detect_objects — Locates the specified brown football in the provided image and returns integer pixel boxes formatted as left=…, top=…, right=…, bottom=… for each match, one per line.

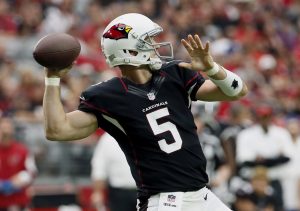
left=33, top=33, right=81, bottom=70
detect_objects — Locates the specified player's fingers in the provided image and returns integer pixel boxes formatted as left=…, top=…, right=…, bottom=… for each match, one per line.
left=194, top=35, right=204, bottom=50
left=67, top=64, right=74, bottom=71
left=181, top=39, right=193, bottom=53
left=204, top=42, right=210, bottom=53
left=188, top=34, right=198, bottom=49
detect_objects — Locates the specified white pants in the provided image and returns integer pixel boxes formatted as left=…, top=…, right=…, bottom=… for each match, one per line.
left=137, top=187, right=232, bottom=211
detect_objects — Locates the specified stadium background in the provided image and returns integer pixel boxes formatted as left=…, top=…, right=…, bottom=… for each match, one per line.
left=0, top=0, right=300, bottom=210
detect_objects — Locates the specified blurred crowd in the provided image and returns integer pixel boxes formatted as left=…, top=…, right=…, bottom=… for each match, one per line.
left=0, top=0, right=300, bottom=210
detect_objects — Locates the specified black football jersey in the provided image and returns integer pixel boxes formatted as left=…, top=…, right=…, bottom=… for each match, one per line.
left=78, top=61, right=209, bottom=197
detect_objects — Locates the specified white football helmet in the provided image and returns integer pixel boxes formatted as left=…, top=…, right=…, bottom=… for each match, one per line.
left=101, top=13, right=173, bottom=70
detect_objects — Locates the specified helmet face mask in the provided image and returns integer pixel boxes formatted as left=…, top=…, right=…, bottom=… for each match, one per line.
left=139, top=31, right=174, bottom=60
left=101, top=13, right=174, bottom=70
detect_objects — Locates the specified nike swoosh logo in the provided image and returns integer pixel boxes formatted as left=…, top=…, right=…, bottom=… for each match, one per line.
left=204, top=193, right=208, bottom=201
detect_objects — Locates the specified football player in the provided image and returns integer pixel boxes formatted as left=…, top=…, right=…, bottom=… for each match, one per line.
left=43, top=13, right=248, bottom=211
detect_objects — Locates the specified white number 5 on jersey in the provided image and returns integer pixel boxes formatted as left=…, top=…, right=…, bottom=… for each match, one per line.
left=146, top=107, right=183, bottom=154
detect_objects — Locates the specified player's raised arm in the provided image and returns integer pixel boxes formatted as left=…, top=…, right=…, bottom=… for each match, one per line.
left=33, top=34, right=99, bottom=141
left=180, top=34, right=248, bottom=101
left=43, top=67, right=98, bottom=141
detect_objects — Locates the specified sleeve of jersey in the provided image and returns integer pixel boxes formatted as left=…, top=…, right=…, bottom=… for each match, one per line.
left=178, top=65, right=206, bottom=101
left=77, top=89, right=104, bottom=127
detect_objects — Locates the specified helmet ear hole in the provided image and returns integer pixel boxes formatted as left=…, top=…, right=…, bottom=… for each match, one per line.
left=129, top=50, right=138, bottom=56
left=122, top=49, right=138, bottom=56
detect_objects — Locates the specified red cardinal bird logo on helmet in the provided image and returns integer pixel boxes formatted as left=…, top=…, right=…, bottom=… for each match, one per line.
left=103, top=23, right=133, bottom=40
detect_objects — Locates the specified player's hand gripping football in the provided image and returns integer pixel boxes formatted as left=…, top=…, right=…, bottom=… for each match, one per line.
left=45, top=64, right=73, bottom=78
left=179, top=34, right=214, bottom=72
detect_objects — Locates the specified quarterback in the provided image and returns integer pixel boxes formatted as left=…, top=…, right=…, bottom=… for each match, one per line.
left=43, top=13, right=248, bottom=211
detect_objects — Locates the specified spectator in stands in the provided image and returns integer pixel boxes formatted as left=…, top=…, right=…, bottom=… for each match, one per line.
left=0, top=116, right=37, bottom=210
left=233, top=166, right=277, bottom=211
left=249, top=166, right=276, bottom=211
left=39, top=0, right=76, bottom=35
left=233, top=192, right=256, bottom=211
left=193, top=114, right=231, bottom=205
left=236, top=103, right=293, bottom=211
left=220, top=103, right=252, bottom=176
left=90, top=133, right=136, bottom=211
left=281, top=118, right=300, bottom=211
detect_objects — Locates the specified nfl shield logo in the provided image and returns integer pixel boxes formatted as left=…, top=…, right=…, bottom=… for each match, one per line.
left=167, top=194, right=176, bottom=202
left=147, top=92, right=155, bottom=100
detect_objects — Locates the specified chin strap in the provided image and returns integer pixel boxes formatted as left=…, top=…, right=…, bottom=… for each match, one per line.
left=149, top=58, right=162, bottom=70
